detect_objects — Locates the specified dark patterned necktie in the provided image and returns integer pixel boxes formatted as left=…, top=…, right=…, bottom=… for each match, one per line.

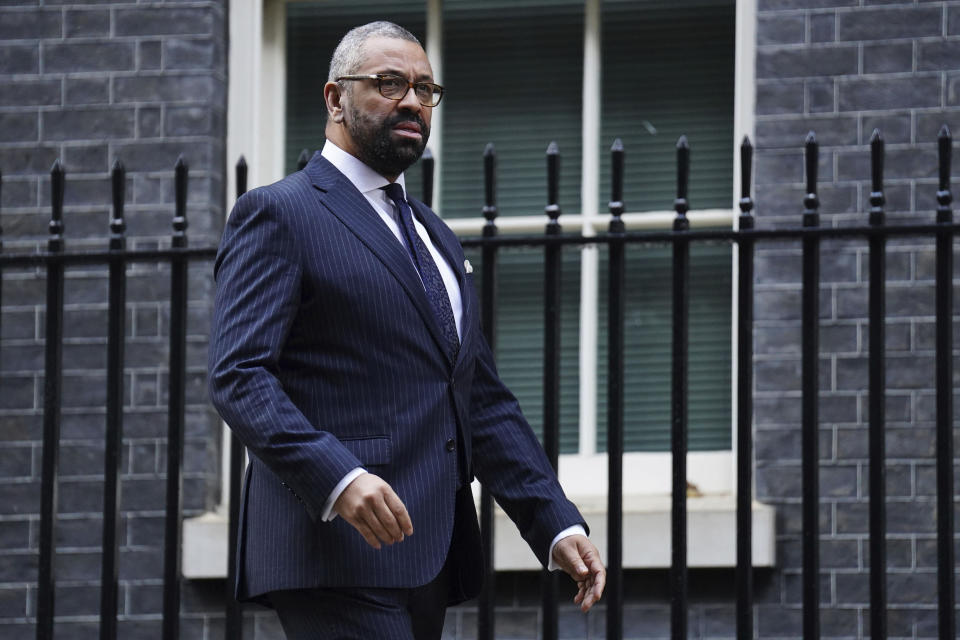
left=381, top=183, right=460, bottom=362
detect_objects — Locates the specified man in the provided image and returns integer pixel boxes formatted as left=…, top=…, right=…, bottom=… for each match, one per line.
left=208, top=21, right=605, bottom=640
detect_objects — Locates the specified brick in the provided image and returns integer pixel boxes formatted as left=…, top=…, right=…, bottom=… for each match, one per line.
left=807, top=78, right=835, bottom=113
left=165, top=106, right=212, bottom=136
left=0, top=112, right=37, bottom=143
left=0, top=43, right=37, bottom=73
left=759, top=0, right=856, bottom=8
left=838, top=76, right=940, bottom=112
left=809, top=12, right=836, bottom=43
left=115, top=8, right=213, bottom=37
left=837, top=147, right=939, bottom=181
left=0, top=374, right=34, bottom=409
left=948, top=74, right=960, bottom=106
left=0, top=481, right=40, bottom=515
left=114, top=74, right=218, bottom=104
left=112, top=140, right=211, bottom=173
left=43, top=42, right=135, bottom=73
left=838, top=7, right=942, bottom=42
left=0, top=9, right=60, bottom=40
left=54, top=583, right=99, bottom=617
left=0, top=446, right=32, bottom=477
left=54, top=515, right=103, bottom=548
left=61, top=372, right=107, bottom=408
left=136, top=106, right=162, bottom=139
left=138, top=40, right=161, bottom=71
left=757, top=45, right=858, bottom=79
left=820, top=463, right=858, bottom=497
left=61, top=144, right=108, bottom=173
left=756, top=80, right=804, bottom=115
left=0, top=521, right=29, bottom=550
left=863, top=41, right=913, bottom=75
left=756, top=115, right=857, bottom=148
left=42, top=107, right=135, bottom=142
left=64, top=77, right=109, bottom=105
left=757, top=427, right=802, bottom=461
left=920, top=40, right=960, bottom=74
left=861, top=113, right=911, bottom=145
left=164, top=38, right=217, bottom=70
left=758, top=14, right=805, bottom=45
left=0, top=79, right=59, bottom=107
left=951, top=6, right=960, bottom=36
left=64, top=9, right=109, bottom=38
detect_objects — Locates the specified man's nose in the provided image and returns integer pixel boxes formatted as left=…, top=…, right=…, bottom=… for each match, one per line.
left=397, top=85, right=422, bottom=111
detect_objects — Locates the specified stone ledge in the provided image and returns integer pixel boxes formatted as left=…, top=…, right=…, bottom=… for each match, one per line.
left=182, top=494, right=776, bottom=579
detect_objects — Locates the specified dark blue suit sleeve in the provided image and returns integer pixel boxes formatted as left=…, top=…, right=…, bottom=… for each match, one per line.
left=208, top=189, right=362, bottom=520
left=468, top=335, right=587, bottom=567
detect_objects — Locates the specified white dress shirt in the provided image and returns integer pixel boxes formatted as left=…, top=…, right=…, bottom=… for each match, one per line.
left=316, top=141, right=583, bottom=569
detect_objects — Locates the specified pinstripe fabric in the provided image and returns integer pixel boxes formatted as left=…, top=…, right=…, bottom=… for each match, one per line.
left=208, top=152, right=586, bottom=605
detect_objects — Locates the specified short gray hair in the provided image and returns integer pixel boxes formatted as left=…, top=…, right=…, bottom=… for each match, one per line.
left=328, top=21, right=422, bottom=83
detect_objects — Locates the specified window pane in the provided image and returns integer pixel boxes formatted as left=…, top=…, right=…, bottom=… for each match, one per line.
left=285, top=2, right=429, bottom=199
left=600, top=0, right=735, bottom=212
left=597, top=242, right=733, bottom=452
left=466, top=246, right=581, bottom=454
left=442, top=2, right=583, bottom=218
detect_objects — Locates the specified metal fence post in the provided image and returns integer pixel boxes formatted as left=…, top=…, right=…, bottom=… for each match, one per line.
left=99, top=160, right=127, bottom=640
left=801, top=132, right=821, bottom=640
left=37, top=160, right=66, bottom=640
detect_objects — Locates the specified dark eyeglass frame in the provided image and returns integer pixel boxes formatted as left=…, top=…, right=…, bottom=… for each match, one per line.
left=336, top=74, right=445, bottom=107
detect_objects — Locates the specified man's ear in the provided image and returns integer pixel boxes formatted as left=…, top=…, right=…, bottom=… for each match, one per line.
left=323, top=81, right=345, bottom=123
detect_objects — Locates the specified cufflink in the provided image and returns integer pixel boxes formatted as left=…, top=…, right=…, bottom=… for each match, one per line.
left=464, top=259, right=473, bottom=274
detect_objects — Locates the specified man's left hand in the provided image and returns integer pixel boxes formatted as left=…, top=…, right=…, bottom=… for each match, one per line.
left=551, top=534, right=606, bottom=612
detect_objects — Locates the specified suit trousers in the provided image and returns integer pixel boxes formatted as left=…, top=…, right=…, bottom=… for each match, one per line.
left=268, top=557, right=451, bottom=640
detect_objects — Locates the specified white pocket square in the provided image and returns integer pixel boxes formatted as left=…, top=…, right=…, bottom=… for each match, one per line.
left=464, top=259, right=473, bottom=274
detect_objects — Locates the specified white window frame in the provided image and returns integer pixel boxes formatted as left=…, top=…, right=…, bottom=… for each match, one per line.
left=184, top=0, right=771, bottom=579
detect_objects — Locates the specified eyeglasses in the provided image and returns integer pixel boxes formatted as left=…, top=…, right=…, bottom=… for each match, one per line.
left=336, top=74, right=444, bottom=107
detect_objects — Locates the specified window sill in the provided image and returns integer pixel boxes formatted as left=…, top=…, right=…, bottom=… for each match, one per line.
left=182, top=493, right=775, bottom=579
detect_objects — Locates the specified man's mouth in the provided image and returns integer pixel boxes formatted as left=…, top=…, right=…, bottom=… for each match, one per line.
left=392, top=121, right=422, bottom=139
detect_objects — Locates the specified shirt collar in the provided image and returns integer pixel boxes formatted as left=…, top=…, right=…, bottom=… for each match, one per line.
left=321, top=140, right=407, bottom=199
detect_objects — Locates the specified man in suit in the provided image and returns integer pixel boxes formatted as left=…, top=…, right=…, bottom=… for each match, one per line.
left=208, top=20, right=605, bottom=640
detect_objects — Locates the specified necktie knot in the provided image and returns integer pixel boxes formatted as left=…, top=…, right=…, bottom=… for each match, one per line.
left=381, top=182, right=406, bottom=210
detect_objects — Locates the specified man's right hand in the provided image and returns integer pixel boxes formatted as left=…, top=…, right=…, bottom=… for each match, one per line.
left=332, top=473, right=413, bottom=549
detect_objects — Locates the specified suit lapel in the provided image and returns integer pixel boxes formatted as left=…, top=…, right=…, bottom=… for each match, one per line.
left=303, top=154, right=452, bottom=364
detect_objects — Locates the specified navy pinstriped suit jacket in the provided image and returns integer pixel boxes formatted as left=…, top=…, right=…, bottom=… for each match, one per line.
left=208, top=151, right=586, bottom=604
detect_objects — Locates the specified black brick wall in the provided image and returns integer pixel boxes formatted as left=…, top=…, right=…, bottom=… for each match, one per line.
left=0, top=0, right=227, bottom=637
left=755, top=1, right=960, bottom=638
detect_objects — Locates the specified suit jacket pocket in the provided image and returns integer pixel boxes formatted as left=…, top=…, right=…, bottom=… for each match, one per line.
left=339, top=435, right=392, bottom=468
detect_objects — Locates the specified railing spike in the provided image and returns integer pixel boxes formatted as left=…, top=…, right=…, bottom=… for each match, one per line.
left=483, top=143, right=497, bottom=224
left=674, top=136, right=690, bottom=220
left=421, top=147, right=434, bottom=209
left=740, top=137, right=754, bottom=217
left=173, top=158, right=188, bottom=239
left=545, top=142, right=560, bottom=224
left=236, top=156, right=248, bottom=198
left=870, top=129, right=884, bottom=204
left=939, top=125, right=952, bottom=194
left=297, top=149, right=310, bottom=171
left=804, top=132, right=819, bottom=208
left=610, top=139, right=624, bottom=229
left=110, top=161, right=126, bottom=240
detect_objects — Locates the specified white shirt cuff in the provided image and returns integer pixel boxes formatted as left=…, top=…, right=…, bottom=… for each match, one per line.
left=546, top=524, right=587, bottom=571
left=320, top=467, right=367, bottom=522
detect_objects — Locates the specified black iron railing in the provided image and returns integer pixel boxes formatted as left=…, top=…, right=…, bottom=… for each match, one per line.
left=0, top=127, right=957, bottom=640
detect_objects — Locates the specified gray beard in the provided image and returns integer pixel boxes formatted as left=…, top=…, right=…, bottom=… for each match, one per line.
left=346, top=106, right=429, bottom=178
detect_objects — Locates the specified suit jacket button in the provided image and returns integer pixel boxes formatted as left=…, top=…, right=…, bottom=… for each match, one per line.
left=445, top=438, right=456, bottom=452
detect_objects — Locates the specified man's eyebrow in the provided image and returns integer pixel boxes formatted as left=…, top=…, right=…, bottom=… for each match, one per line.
left=378, top=68, right=434, bottom=82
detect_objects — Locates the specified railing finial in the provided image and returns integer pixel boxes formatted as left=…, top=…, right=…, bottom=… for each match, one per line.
left=937, top=125, right=953, bottom=222
left=297, top=149, right=310, bottom=171
left=110, top=160, right=126, bottom=246
left=236, top=156, right=248, bottom=199
left=740, top=136, right=754, bottom=218
left=869, top=129, right=885, bottom=225
left=49, top=159, right=65, bottom=252
left=803, top=132, right=819, bottom=222
left=173, top=157, right=188, bottom=242
left=673, top=136, right=690, bottom=229
left=545, top=142, right=561, bottom=227
left=609, top=139, right=625, bottom=233
left=421, top=147, right=434, bottom=209
left=482, top=143, right=498, bottom=228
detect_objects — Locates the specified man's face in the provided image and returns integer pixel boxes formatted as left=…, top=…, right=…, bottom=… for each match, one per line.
left=341, top=37, right=434, bottom=178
